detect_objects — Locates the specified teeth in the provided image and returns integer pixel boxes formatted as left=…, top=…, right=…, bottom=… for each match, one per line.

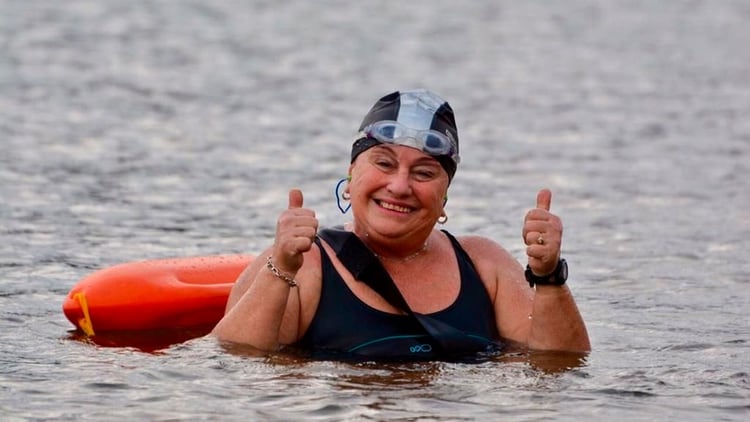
left=380, top=201, right=412, bottom=213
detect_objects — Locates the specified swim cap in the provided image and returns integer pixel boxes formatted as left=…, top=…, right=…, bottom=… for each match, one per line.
left=351, top=89, right=460, bottom=181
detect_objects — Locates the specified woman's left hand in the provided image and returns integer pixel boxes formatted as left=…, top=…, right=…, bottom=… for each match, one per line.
left=522, top=189, right=563, bottom=276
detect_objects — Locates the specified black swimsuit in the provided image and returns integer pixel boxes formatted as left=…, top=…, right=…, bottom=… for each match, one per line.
left=297, top=231, right=502, bottom=361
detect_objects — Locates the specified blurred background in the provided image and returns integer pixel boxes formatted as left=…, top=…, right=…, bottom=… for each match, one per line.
left=1, top=1, right=748, bottom=420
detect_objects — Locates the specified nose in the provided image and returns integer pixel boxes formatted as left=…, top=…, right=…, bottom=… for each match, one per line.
left=386, top=167, right=412, bottom=196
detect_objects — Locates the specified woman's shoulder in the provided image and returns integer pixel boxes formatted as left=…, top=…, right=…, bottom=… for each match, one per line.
left=449, top=233, right=529, bottom=307
left=449, top=233, right=523, bottom=274
left=451, top=233, right=510, bottom=256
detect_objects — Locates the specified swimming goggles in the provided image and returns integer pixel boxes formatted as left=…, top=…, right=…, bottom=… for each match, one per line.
left=359, top=120, right=460, bottom=164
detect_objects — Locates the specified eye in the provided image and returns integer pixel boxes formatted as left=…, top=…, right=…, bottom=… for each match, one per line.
left=412, top=167, right=438, bottom=181
left=376, top=160, right=395, bottom=169
left=370, top=154, right=397, bottom=172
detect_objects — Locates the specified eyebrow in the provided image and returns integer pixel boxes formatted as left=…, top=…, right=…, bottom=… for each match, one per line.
left=370, top=145, right=442, bottom=166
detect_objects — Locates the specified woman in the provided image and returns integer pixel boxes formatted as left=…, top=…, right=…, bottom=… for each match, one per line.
left=212, top=89, right=590, bottom=360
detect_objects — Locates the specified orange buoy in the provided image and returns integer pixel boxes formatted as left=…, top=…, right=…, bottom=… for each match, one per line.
left=63, top=255, right=253, bottom=335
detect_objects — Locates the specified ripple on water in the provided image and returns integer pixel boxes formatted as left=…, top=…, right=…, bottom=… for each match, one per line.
left=2, top=1, right=750, bottom=421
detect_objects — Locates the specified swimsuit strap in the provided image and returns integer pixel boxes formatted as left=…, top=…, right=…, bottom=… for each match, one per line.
left=317, top=227, right=412, bottom=314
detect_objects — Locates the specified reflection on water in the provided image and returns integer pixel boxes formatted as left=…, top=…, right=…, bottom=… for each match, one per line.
left=68, top=325, right=587, bottom=380
left=66, top=327, right=215, bottom=353
left=335, top=361, right=446, bottom=389
left=215, top=333, right=588, bottom=373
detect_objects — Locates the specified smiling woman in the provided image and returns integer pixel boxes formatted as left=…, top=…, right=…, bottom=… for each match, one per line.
left=211, top=89, right=590, bottom=361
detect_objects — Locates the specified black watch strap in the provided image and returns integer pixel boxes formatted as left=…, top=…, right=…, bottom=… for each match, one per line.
left=525, top=259, right=568, bottom=288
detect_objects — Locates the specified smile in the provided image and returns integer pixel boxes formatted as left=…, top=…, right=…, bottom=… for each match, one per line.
left=376, top=200, right=414, bottom=214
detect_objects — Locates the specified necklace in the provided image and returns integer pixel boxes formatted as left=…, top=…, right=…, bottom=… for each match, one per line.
left=372, top=241, right=429, bottom=263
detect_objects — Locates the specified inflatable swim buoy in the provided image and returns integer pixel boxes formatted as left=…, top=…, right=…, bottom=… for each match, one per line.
left=63, top=255, right=253, bottom=336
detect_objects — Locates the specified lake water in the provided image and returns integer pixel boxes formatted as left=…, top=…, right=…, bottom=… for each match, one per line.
left=1, top=0, right=748, bottom=420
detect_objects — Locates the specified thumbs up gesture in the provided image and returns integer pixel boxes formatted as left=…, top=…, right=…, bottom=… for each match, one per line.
left=522, top=189, right=563, bottom=276
left=272, top=189, right=319, bottom=275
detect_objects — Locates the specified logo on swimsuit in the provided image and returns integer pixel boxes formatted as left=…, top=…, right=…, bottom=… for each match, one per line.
left=409, top=344, right=433, bottom=353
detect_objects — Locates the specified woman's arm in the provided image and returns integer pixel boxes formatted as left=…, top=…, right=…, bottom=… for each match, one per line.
left=461, top=189, right=590, bottom=352
left=211, top=189, right=319, bottom=350
left=520, top=189, right=590, bottom=351
left=527, top=284, right=590, bottom=351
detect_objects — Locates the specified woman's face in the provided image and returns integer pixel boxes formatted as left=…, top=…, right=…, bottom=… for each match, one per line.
left=347, top=144, right=450, bottom=242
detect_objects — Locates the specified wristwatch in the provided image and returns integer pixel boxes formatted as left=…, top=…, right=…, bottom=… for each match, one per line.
left=525, top=259, right=568, bottom=288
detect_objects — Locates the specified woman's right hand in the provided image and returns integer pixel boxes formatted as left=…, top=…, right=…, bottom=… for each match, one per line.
left=271, top=189, right=319, bottom=275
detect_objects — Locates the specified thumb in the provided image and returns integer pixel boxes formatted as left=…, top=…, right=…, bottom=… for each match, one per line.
left=536, top=188, right=552, bottom=211
left=288, top=188, right=304, bottom=209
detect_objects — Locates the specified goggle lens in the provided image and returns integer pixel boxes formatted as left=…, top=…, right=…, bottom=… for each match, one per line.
left=423, top=133, right=446, bottom=153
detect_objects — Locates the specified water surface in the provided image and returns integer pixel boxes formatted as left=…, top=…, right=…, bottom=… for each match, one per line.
left=1, top=1, right=748, bottom=420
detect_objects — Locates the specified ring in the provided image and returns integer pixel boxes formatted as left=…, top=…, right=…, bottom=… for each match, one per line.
left=536, top=234, right=545, bottom=245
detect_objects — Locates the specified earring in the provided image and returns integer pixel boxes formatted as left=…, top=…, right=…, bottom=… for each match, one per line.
left=344, top=174, right=352, bottom=200
left=335, top=177, right=351, bottom=214
left=437, top=213, right=448, bottom=225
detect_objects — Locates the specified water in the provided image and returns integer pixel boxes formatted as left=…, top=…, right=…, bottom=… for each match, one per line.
left=1, top=0, right=748, bottom=420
